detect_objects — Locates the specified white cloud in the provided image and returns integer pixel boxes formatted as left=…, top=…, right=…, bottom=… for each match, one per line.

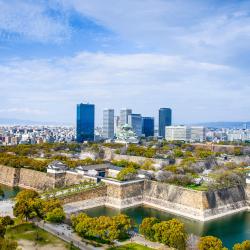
left=0, top=108, right=46, bottom=115
left=0, top=52, right=248, bottom=124
left=0, top=0, right=70, bottom=43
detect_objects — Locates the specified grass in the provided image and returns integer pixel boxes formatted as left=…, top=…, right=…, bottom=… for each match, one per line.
left=6, top=222, right=79, bottom=249
left=6, top=223, right=63, bottom=245
left=186, top=184, right=208, bottom=191
left=108, top=243, right=155, bottom=250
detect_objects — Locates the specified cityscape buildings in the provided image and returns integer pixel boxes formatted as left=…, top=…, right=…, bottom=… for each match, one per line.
left=159, top=108, right=172, bottom=138
left=165, top=125, right=205, bottom=142
left=165, top=126, right=191, bottom=142
left=128, top=113, right=143, bottom=137
left=142, top=117, right=154, bottom=137
left=0, top=126, right=75, bottom=145
left=102, top=109, right=114, bottom=139
left=119, top=109, right=132, bottom=127
left=190, top=126, right=206, bottom=142
left=76, top=103, right=95, bottom=142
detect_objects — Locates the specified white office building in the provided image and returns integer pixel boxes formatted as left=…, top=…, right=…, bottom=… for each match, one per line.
left=128, top=113, right=142, bottom=137
left=120, top=109, right=132, bottom=126
left=165, top=126, right=191, bottom=141
left=103, top=109, right=114, bottom=139
left=190, top=126, right=206, bottom=142
left=165, top=126, right=206, bottom=142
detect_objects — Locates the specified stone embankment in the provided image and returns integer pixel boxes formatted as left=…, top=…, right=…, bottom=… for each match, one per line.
left=63, top=179, right=250, bottom=222
left=0, top=164, right=249, bottom=221
left=103, top=147, right=169, bottom=165
left=0, top=165, right=86, bottom=191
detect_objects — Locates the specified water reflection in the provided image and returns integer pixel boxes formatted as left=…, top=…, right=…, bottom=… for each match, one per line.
left=84, top=205, right=250, bottom=249
left=0, top=184, right=21, bottom=200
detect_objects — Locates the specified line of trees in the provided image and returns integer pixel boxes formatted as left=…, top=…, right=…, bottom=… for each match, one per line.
left=198, top=236, right=250, bottom=250
left=13, top=190, right=65, bottom=223
left=71, top=213, right=133, bottom=244
left=139, top=217, right=187, bottom=250
left=0, top=216, right=17, bottom=250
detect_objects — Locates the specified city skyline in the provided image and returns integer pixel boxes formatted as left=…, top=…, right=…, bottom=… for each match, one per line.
left=1, top=1, right=250, bottom=124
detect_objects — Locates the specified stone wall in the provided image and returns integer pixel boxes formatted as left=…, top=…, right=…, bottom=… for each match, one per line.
left=0, top=165, right=83, bottom=191
left=143, top=181, right=248, bottom=220
left=63, top=179, right=249, bottom=221
left=103, top=147, right=169, bottom=166
left=105, top=180, right=144, bottom=208
left=113, top=153, right=169, bottom=166
left=18, top=168, right=55, bottom=190
left=64, top=172, right=84, bottom=186
left=60, top=185, right=107, bottom=205
left=0, top=165, right=19, bottom=186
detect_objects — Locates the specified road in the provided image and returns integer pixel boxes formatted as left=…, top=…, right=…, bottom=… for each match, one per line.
left=35, top=221, right=105, bottom=250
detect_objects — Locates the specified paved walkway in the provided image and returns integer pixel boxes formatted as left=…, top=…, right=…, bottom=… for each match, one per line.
left=35, top=221, right=104, bottom=250
left=0, top=200, right=14, bottom=217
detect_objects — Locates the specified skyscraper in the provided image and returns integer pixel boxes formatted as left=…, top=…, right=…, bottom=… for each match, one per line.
left=120, top=109, right=132, bottom=126
left=128, top=113, right=142, bottom=137
left=76, top=103, right=95, bottom=142
left=159, top=108, right=172, bottom=138
left=142, top=117, right=154, bottom=137
left=103, top=109, right=114, bottom=139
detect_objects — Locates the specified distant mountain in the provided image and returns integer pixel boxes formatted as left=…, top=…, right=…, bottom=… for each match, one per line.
left=0, top=118, right=72, bottom=126
left=191, top=121, right=250, bottom=129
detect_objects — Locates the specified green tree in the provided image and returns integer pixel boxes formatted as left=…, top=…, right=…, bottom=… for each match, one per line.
left=198, top=236, right=228, bottom=250
left=173, top=149, right=184, bottom=158
left=0, top=238, right=18, bottom=250
left=117, top=167, right=137, bottom=181
left=139, top=217, right=159, bottom=241
left=0, top=216, right=14, bottom=227
left=15, top=190, right=39, bottom=203
left=233, top=240, right=250, bottom=250
left=0, top=224, right=6, bottom=238
left=234, top=147, right=243, bottom=156
left=153, top=219, right=187, bottom=250
left=45, top=208, right=65, bottom=223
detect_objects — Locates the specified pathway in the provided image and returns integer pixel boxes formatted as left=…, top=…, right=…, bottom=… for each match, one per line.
left=35, top=221, right=106, bottom=250
left=0, top=200, right=14, bottom=217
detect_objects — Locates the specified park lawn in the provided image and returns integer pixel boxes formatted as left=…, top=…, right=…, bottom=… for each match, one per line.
left=6, top=222, right=78, bottom=249
left=108, top=243, right=155, bottom=250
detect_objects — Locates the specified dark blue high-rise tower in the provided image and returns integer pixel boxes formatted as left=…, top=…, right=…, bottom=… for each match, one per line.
left=76, top=103, right=95, bottom=142
left=159, top=108, right=172, bottom=138
left=142, top=117, right=154, bottom=137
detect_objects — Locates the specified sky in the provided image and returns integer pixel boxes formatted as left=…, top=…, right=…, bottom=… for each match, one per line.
left=0, top=0, right=250, bottom=125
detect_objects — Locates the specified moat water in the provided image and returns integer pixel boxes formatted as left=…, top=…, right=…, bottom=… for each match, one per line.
left=0, top=184, right=21, bottom=200
left=84, top=205, right=250, bottom=249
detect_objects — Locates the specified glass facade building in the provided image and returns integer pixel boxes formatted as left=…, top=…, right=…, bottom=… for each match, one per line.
left=142, top=117, right=154, bottom=137
left=120, top=109, right=132, bottom=126
left=159, top=108, right=172, bottom=138
left=128, top=113, right=142, bottom=137
left=103, top=109, right=114, bottom=139
left=76, top=103, right=95, bottom=142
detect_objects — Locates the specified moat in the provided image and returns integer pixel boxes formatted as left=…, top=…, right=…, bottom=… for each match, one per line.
left=84, top=205, right=250, bottom=249
left=0, top=184, right=21, bottom=200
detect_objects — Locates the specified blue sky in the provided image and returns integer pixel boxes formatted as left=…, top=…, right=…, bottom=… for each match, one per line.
left=0, top=0, right=250, bottom=125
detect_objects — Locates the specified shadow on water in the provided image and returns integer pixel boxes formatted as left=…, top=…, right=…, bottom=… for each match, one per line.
left=83, top=205, right=250, bottom=249
left=0, top=184, right=21, bottom=200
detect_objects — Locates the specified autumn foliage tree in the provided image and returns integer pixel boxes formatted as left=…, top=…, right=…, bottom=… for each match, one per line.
left=13, top=190, right=65, bottom=223
left=139, top=217, right=187, bottom=250
left=198, top=236, right=228, bottom=250
left=71, top=213, right=133, bottom=243
left=233, top=240, right=250, bottom=250
left=139, top=217, right=159, bottom=241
